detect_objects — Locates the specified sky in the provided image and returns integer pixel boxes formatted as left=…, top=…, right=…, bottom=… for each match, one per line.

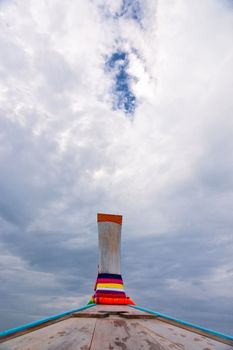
left=0, top=0, right=233, bottom=335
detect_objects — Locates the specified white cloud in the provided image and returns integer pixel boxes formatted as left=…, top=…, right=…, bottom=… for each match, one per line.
left=0, top=0, right=233, bottom=333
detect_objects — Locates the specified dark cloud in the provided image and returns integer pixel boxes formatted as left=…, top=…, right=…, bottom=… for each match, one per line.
left=122, top=232, right=233, bottom=334
left=0, top=226, right=232, bottom=334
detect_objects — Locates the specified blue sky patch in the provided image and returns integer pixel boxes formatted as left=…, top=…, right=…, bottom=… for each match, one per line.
left=99, top=0, right=143, bottom=26
left=106, top=50, right=136, bottom=115
left=115, top=0, right=143, bottom=24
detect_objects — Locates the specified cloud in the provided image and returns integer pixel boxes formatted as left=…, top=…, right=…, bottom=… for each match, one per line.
left=0, top=0, right=233, bottom=335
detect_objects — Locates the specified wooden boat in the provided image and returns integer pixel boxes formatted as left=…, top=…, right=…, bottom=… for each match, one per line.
left=0, top=213, right=232, bottom=349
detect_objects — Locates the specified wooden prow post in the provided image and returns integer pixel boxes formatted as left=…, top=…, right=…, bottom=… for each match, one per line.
left=88, top=213, right=135, bottom=305
left=98, top=213, right=122, bottom=274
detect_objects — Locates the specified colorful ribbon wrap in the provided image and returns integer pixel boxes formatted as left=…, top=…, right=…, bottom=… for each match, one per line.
left=91, top=273, right=135, bottom=305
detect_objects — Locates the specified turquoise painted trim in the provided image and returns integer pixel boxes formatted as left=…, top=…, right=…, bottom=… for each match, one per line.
left=130, top=305, right=233, bottom=342
left=0, top=304, right=96, bottom=338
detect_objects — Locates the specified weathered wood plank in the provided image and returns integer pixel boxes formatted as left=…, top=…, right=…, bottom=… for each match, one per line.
left=2, top=306, right=231, bottom=350
left=90, top=318, right=184, bottom=350
left=0, top=315, right=72, bottom=343
left=139, top=319, right=233, bottom=350
left=98, top=221, right=122, bottom=274
left=76, top=305, right=152, bottom=316
left=0, top=318, right=96, bottom=350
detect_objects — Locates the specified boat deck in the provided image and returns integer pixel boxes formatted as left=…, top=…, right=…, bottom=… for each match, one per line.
left=0, top=305, right=232, bottom=350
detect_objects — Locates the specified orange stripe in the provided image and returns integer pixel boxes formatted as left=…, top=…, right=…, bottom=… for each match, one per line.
left=97, top=213, right=122, bottom=224
left=95, top=297, right=135, bottom=305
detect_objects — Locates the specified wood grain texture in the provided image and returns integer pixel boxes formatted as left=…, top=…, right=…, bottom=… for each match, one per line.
left=76, top=305, right=151, bottom=316
left=90, top=318, right=184, bottom=350
left=98, top=222, right=121, bottom=274
left=0, top=318, right=96, bottom=350
left=1, top=306, right=232, bottom=349
left=139, top=319, right=233, bottom=350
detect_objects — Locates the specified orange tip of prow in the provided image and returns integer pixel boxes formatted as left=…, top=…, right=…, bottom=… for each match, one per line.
left=97, top=213, right=123, bottom=225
